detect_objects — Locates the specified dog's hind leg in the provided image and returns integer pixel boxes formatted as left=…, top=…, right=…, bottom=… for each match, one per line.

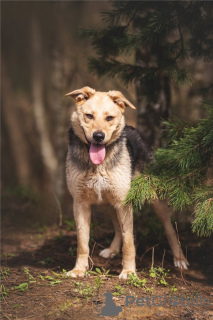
left=67, top=201, right=91, bottom=278
left=99, top=211, right=122, bottom=259
left=151, top=199, right=189, bottom=269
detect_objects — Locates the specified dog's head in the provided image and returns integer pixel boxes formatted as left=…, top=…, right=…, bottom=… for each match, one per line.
left=66, top=86, right=136, bottom=165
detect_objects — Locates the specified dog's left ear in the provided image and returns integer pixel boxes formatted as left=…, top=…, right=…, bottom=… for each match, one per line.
left=65, top=86, right=96, bottom=103
left=108, top=90, right=136, bottom=112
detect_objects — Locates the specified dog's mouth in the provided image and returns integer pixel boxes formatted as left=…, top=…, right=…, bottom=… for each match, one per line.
left=81, top=127, right=106, bottom=164
left=89, top=143, right=106, bottom=165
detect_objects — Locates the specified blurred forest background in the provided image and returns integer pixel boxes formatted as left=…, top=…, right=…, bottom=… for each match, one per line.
left=1, top=1, right=213, bottom=226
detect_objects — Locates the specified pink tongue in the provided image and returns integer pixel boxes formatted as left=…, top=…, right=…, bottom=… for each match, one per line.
left=89, top=143, right=106, bottom=165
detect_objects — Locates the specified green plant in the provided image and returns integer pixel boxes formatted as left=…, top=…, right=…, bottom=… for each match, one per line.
left=74, top=281, right=94, bottom=299
left=13, top=282, right=29, bottom=292
left=170, top=285, right=177, bottom=293
left=144, top=286, right=154, bottom=294
left=52, top=271, right=61, bottom=279
left=24, top=267, right=36, bottom=283
left=87, top=267, right=110, bottom=278
left=61, top=269, right=67, bottom=274
left=60, top=300, right=73, bottom=311
left=1, top=253, right=16, bottom=258
left=149, top=267, right=169, bottom=286
left=50, top=280, right=62, bottom=287
left=13, top=304, right=22, bottom=308
left=127, top=273, right=147, bottom=288
left=45, top=275, right=61, bottom=286
left=113, top=284, right=125, bottom=296
left=0, top=284, right=9, bottom=299
left=87, top=267, right=110, bottom=290
left=94, top=276, right=105, bottom=290
left=0, top=268, right=10, bottom=279
left=38, top=275, right=45, bottom=281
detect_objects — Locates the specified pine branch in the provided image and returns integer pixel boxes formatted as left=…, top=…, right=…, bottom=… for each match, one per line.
left=126, top=103, right=213, bottom=236
left=192, top=188, right=213, bottom=237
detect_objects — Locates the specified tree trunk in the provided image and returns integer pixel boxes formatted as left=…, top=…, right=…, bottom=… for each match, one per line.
left=48, top=47, right=66, bottom=197
left=136, top=51, right=171, bottom=149
left=1, top=58, right=32, bottom=187
left=31, top=17, right=58, bottom=182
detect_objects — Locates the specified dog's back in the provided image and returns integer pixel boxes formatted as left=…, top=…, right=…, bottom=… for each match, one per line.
left=124, top=125, right=152, bottom=174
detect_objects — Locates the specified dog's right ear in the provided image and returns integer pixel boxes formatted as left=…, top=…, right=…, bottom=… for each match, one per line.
left=65, top=86, right=95, bottom=104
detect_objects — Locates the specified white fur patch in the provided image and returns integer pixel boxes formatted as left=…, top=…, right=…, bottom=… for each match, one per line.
left=86, top=174, right=110, bottom=203
left=174, top=257, right=189, bottom=269
left=99, top=248, right=118, bottom=258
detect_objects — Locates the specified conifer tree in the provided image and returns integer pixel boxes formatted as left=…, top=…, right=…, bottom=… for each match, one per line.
left=82, top=0, right=213, bottom=146
left=83, top=1, right=213, bottom=236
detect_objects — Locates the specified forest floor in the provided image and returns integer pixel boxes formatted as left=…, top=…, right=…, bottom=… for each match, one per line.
left=1, top=191, right=213, bottom=320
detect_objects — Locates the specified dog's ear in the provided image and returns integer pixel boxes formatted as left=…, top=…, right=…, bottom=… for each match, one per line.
left=65, top=86, right=96, bottom=104
left=108, top=90, right=136, bottom=112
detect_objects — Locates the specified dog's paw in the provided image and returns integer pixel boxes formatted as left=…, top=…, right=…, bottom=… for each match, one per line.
left=66, top=269, right=86, bottom=278
left=99, top=248, right=119, bottom=259
left=174, top=257, right=189, bottom=270
left=118, top=270, right=136, bottom=280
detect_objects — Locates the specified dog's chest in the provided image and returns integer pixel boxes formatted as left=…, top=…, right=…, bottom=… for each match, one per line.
left=85, top=171, right=111, bottom=203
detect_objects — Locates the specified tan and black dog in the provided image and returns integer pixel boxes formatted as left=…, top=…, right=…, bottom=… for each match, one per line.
left=65, top=86, right=189, bottom=279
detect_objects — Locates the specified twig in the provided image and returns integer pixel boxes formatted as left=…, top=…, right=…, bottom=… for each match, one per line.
left=2, top=314, right=12, bottom=320
left=175, top=222, right=193, bottom=294
left=90, top=242, right=96, bottom=259
left=139, top=244, right=159, bottom=261
left=151, top=247, right=155, bottom=270
left=175, top=221, right=182, bottom=261
left=88, top=255, right=94, bottom=272
left=161, top=249, right=166, bottom=269
left=51, top=191, right=63, bottom=227
left=92, top=242, right=105, bottom=249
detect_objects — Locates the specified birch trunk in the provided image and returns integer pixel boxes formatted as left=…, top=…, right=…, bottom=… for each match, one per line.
left=1, top=58, right=31, bottom=187
left=31, top=18, right=57, bottom=182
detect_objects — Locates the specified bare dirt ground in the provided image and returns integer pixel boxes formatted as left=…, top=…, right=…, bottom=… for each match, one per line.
left=1, top=191, right=213, bottom=319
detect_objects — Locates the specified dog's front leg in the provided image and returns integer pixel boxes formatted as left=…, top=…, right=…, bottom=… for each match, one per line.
left=67, top=201, right=91, bottom=278
left=116, top=204, right=136, bottom=279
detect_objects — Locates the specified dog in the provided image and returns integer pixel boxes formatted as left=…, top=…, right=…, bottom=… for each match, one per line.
left=65, top=86, right=189, bottom=279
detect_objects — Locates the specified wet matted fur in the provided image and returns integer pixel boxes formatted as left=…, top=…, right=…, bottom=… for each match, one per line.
left=65, top=86, right=189, bottom=279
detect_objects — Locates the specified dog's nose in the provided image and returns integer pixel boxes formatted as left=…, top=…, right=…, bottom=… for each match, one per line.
left=93, top=131, right=105, bottom=142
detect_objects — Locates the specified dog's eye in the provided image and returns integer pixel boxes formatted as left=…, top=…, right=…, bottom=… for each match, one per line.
left=106, top=116, right=114, bottom=122
left=86, top=114, right=94, bottom=119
